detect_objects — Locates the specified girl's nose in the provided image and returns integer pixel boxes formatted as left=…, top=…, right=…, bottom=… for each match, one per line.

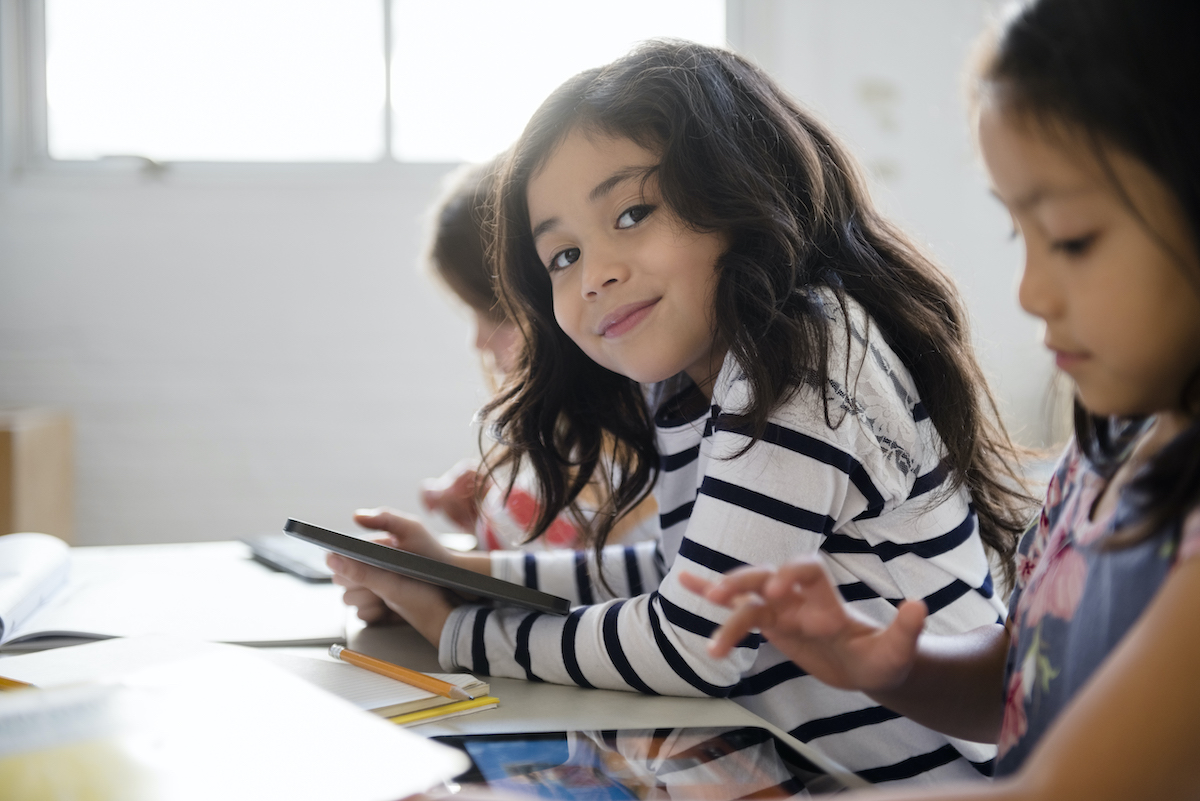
left=580, top=250, right=629, bottom=298
left=1017, top=249, right=1062, bottom=322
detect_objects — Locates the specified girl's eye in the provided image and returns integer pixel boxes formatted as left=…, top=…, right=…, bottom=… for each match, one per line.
left=548, top=247, right=580, bottom=272
left=1051, top=234, right=1096, bottom=257
left=616, top=204, right=654, bottom=229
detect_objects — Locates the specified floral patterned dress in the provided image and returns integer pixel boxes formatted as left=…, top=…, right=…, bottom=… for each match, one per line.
left=995, top=434, right=1200, bottom=775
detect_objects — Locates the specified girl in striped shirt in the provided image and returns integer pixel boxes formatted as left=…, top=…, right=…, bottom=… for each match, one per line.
left=328, top=40, right=1032, bottom=788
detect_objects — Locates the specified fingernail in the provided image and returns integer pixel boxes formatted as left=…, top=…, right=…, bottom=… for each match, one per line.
left=355, top=508, right=378, bottom=517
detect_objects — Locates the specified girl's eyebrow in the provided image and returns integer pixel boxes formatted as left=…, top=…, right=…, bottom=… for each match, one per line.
left=531, top=165, right=654, bottom=244
left=996, top=184, right=1099, bottom=212
left=588, top=165, right=651, bottom=202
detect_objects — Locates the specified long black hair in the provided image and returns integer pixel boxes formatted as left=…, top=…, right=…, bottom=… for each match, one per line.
left=981, top=0, right=1200, bottom=543
left=485, top=40, right=1035, bottom=583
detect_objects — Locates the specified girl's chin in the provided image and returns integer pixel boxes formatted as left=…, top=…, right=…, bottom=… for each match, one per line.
left=1073, top=389, right=1157, bottom=421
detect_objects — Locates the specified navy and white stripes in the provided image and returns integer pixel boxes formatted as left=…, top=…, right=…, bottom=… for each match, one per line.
left=441, top=295, right=1005, bottom=787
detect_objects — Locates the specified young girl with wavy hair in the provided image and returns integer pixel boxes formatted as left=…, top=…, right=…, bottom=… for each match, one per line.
left=329, top=39, right=1032, bottom=787
left=687, top=1, right=1200, bottom=797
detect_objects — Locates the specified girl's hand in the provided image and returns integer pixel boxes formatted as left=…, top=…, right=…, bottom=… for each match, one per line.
left=679, top=558, right=927, bottom=694
left=328, top=552, right=458, bottom=647
left=354, top=507, right=457, bottom=563
left=419, top=460, right=485, bottom=532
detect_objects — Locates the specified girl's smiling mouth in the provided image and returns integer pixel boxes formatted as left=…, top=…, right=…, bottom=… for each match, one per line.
left=597, top=299, right=660, bottom=338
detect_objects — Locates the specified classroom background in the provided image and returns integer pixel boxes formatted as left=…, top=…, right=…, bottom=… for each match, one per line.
left=0, top=0, right=1055, bottom=547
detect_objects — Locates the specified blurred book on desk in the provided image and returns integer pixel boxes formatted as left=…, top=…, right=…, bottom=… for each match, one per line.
left=0, top=638, right=470, bottom=801
left=1, top=636, right=498, bottom=729
left=0, top=537, right=346, bottom=652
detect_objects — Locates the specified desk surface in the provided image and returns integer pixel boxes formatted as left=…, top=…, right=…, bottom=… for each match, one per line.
left=345, top=620, right=866, bottom=789
left=349, top=623, right=775, bottom=736
left=5, top=540, right=864, bottom=790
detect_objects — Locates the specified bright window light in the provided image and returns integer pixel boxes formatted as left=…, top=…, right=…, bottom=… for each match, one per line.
left=391, top=0, right=726, bottom=162
left=43, top=0, right=725, bottom=164
left=45, top=0, right=385, bottom=162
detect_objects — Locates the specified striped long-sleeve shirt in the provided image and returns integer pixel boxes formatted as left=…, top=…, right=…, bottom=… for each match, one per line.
left=440, top=295, right=1005, bottom=787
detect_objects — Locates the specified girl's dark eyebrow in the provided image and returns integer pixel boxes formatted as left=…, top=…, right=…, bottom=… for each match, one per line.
left=588, top=165, right=650, bottom=202
left=531, top=165, right=653, bottom=244
left=994, top=184, right=1098, bottom=212
left=531, top=216, right=558, bottom=243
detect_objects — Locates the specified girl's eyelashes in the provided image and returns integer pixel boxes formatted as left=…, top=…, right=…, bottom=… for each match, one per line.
left=541, top=203, right=655, bottom=272
left=1050, top=233, right=1097, bottom=257
left=616, top=204, right=655, bottom=229
left=547, top=246, right=580, bottom=273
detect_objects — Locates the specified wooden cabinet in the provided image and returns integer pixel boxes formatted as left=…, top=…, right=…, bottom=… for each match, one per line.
left=0, top=409, right=73, bottom=543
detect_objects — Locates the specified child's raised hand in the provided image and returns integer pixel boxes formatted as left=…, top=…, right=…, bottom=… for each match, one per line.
left=680, top=558, right=928, bottom=694
left=419, top=460, right=485, bottom=532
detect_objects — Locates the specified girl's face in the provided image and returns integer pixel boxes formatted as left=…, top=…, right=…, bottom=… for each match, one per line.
left=525, top=129, right=728, bottom=395
left=978, top=101, right=1200, bottom=420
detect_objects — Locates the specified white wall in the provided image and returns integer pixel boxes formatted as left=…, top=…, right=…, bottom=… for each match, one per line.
left=732, top=0, right=1057, bottom=445
left=0, top=0, right=1057, bottom=546
left=0, top=168, right=491, bottom=545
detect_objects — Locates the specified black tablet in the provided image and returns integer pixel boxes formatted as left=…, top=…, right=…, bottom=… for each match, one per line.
left=433, top=726, right=850, bottom=798
left=283, top=519, right=570, bottom=616
left=243, top=532, right=334, bottom=582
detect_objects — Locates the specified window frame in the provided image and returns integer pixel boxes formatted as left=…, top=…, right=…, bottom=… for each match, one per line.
left=2, top=0, right=746, bottom=185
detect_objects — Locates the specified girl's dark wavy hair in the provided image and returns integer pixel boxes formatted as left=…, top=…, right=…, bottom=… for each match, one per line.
left=484, top=39, right=1035, bottom=584
left=982, top=0, right=1200, bottom=544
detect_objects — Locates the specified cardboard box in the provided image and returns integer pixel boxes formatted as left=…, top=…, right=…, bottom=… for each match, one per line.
left=0, top=408, right=73, bottom=543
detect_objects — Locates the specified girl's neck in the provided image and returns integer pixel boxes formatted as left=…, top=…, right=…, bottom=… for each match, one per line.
left=1091, top=411, right=1193, bottom=523
left=1142, top=411, right=1193, bottom=459
left=685, top=346, right=729, bottom=401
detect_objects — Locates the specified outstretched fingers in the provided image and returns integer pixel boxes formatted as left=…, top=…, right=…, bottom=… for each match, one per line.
left=693, top=565, right=779, bottom=606
left=679, top=567, right=779, bottom=656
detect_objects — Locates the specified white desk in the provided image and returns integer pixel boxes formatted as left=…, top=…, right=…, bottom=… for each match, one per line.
left=350, top=623, right=784, bottom=735
left=346, top=613, right=866, bottom=789
left=4, top=541, right=865, bottom=790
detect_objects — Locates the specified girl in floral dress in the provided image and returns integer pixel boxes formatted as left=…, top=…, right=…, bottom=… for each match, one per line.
left=685, top=0, right=1200, bottom=798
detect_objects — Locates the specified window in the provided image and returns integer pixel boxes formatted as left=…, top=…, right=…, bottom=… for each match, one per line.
left=40, top=0, right=725, bottom=164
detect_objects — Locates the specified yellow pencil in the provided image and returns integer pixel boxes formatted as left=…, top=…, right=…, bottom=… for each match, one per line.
left=329, top=644, right=474, bottom=701
left=0, top=675, right=33, bottom=690
left=388, top=695, right=499, bottom=726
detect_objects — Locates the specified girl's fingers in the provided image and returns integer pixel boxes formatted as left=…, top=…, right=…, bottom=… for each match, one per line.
left=849, top=600, right=926, bottom=689
left=700, top=565, right=779, bottom=606
left=886, top=600, right=928, bottom=649
left=677, top=571, right=715, bottom=597
left=708, top=592, right=772, bottom=657
left=765, top=559, right=841, bottom=610
left=354, top=507, right=411, bottom=534
left=340, top=585, right=383, bottom=608
left=418, top=485, right=442, bottom=512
